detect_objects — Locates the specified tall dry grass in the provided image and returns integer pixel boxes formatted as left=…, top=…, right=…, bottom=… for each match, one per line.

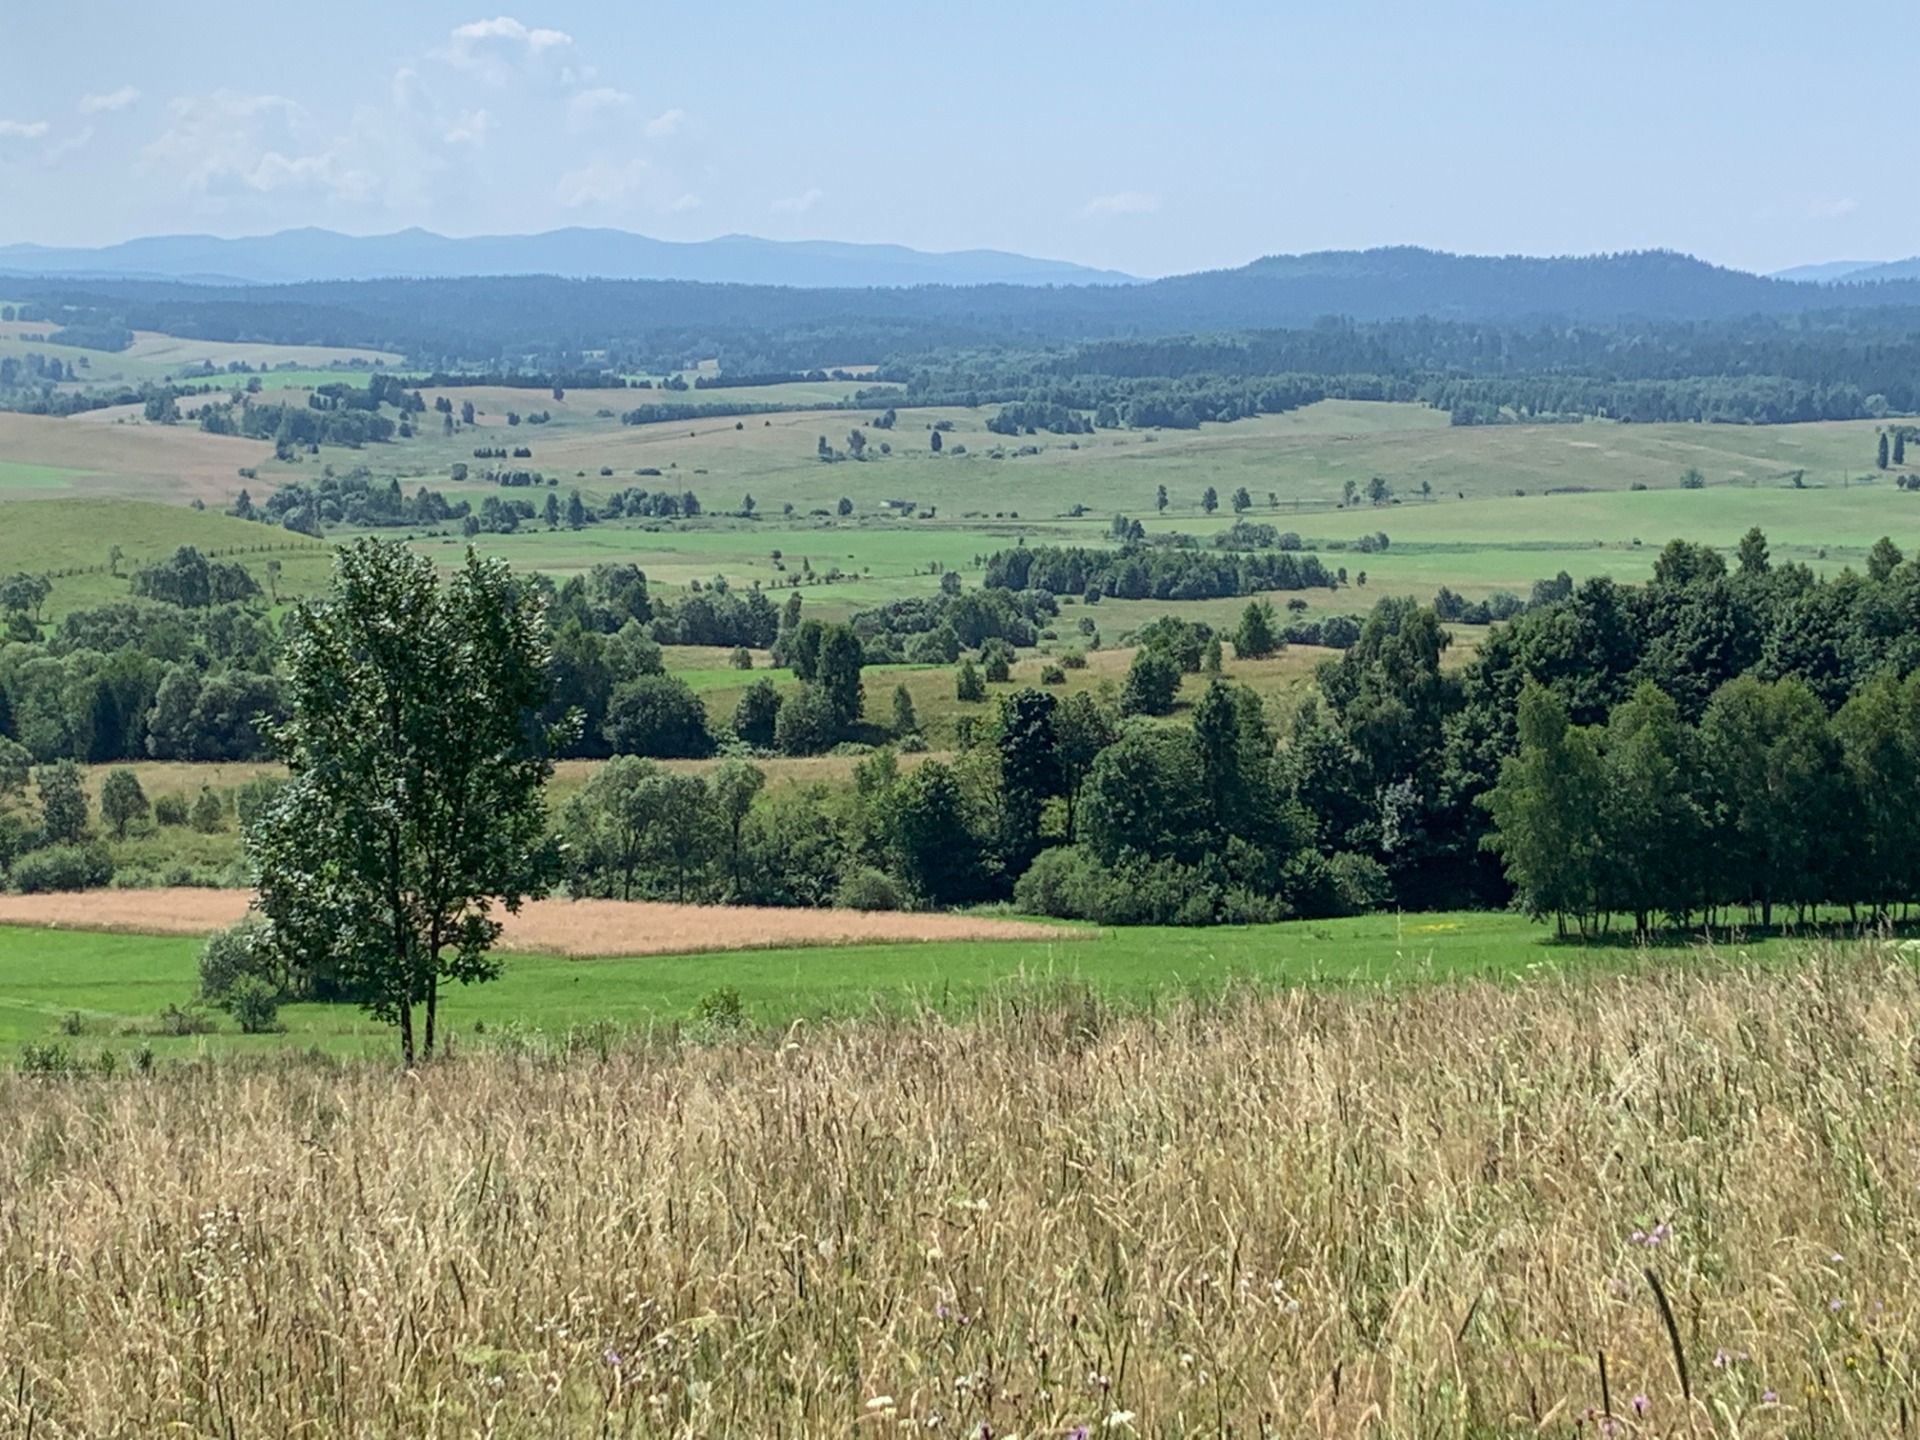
left=3, top=951, right=1917, bottom=1436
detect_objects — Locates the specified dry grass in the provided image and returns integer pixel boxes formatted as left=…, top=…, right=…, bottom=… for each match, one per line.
left=0, top=889, right=1074, bottom=956
left=0, top=411, right=271, bottom=500
left=2, top=953, right=1915, bottom=1434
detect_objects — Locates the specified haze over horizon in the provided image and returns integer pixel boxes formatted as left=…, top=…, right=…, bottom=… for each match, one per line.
left=2, top=0, right=1915, bottom=279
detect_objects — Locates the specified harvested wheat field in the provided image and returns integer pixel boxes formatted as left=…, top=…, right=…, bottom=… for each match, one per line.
left=0, top=888, right=1080, bottom=956
left=3, top=954, right=1917, bottom=1434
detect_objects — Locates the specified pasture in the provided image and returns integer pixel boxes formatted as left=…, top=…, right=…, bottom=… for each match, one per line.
left=0, top=324, right=403, bottom=387
left=2, top=950, right=1913, bottom=1432
left=0, top=905, right=1818, bottom=1056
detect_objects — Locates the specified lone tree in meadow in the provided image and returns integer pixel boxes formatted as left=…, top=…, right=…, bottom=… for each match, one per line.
left=248, top=539, right=570, bottom=1065
left=1232, top=599, right=1281, bottom=660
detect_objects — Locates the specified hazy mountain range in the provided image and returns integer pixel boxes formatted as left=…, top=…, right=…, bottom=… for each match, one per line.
left=1771, top=258, right=1920, bottom=284
left=0, top=227, right=1138, bottom=289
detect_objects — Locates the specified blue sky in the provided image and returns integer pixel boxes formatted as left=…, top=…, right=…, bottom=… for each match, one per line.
left=1, top=1, right=1912, bottom=275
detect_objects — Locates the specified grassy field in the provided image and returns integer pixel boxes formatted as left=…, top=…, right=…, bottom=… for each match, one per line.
left=0, top=324, right=402, bottom=387
left=0, top=498, right=334, bottom=617
left=3, top=950, right=1915, bottom=1432
left=3, top=395, right=1915, bottom=646
left=0, top=908, right=1849, bottom=1058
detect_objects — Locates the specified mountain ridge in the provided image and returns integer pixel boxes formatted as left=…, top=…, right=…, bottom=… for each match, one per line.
left=0, top=226, right=1140, bottom=290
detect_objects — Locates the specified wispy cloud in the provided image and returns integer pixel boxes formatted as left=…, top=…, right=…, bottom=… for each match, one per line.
left=664, top=191, right=702, bottom=213
left=1807, top=197, right=1859, bottom=220
left=643, top=107, right=687, bottom=139
left=442, top=109, right=490, bottom=146
left=771, top=186, right=823, bottom=215
left=0, top=119, right=52, bottom=141
left=1082, top=190, right=1160, bottom=218
left=567, top=86, right=631, bottom=131
left=79, top=87, right=140, bottom=115
left=554, top=155, right=650, bottom=208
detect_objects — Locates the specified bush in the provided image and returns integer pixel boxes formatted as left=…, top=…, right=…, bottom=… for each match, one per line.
left=981, top=639, right=1015, bottom=683
left=729, top=646, right=754, bottom=670
left=11, top=843, right=114, bottom=893
left=1039, top=664, right=1067, bottom=685
left=1060, top=649, right=1088, bottom=669
left=189, top=788, right=225, bottom=834
left=198, top=916, right=279, bottom=1003
left=604, top=674, right=714, bottom=759
left=732, top=678, right=783, bottom=749
left=153, top=793, right=190, bottom=827
left=234, top=775, right=286, bottom=830
left=226, top=975, right=282, bottom=1034
left=694, top=986, right=745, bottom=1030
left=955, top=660, right=987, bottom=703
left=774, top=683, right=840, bottom=756
left=836, top=866, right=905, bottom=912
left=152, top=1003, right=217, bottom=1037
left=1120, top=648, right=1182, bottom=717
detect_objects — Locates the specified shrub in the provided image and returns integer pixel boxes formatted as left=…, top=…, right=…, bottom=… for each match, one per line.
left=694, top=986, right=745, bottom=1030
left=11, top=843, right=114, bottom=893
left=226, top=976, right=282, bottom=1034
left=775, top=683, right=840, bottom=756
left=234, top=775, right=286, bottom=830
left=1120, top=648, right=1182, bottom=716
left=1039, top=664, right=1067, bottom=685
left=729, top=646, right=754, bottom=670
left=732, top=679, right=783, bottom=749
left=604, top=675, right=714, bottom=759
left=153, top=794, right=190, bottom=827
left=1060, top=650, right=1088, bottom=670
left=981, top=639, right=1015, bottom=684
left=189, top=788, right=226, bottom=834
left=198, top=916, right=279, bottom=1004
left=955, top=660, right=987, bottom=703
left=99, top=768, right=150, bottom=840
left=152, top=1003, right=217, bottom=1037
left=836, top=866, right=905, bottom=912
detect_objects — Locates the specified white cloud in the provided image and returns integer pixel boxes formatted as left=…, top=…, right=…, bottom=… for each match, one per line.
left=664, top=192, right=702, bottom=213
left=771, top=186, right=823, bottom=215
left=566, top=86, right=632, bottom=132
left=1807, top=197, right=1859, bottom=220
left=554, top=155, right=651, bottom=208
left=79, top=87, right=140, bottom=115
left=643, top=107, right=687, bottom=139
left=1082, top=190, right=1160, bottom=218
left=0, top=119, right=51, bottom=140
left=143, top=92, right=376, bottom=204
left=443, top=16, right=574, bottom=81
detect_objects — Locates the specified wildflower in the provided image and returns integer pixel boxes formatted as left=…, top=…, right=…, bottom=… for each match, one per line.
left=1829, top=1298, right=1844, bottom=1312
left=1761, top=1390, right=1778, bottom=1405
left=1066, top=1428, right=1091, bottom=1440
left=1631, top=1394, right=1649, bottom=1416
left=603, top=1348, right=621, bottom=1368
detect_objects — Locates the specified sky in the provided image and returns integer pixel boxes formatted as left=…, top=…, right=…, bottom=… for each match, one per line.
left=1, top=0, right=1914, bottom=277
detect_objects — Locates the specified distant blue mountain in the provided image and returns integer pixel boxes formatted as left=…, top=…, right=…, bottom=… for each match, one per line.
left=1773, top=258, right=1920, bottom=285
left=0, top=226, right=1140, bottom=289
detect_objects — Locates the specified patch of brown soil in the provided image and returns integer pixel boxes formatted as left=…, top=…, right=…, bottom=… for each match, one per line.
left=0, top=890, right=1081, bottom=957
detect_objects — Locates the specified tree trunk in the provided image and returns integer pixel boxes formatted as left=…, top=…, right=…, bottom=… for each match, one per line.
left=424, top=976, right=439, bottom=1060
left=399, top=997, right=415, bottom=1067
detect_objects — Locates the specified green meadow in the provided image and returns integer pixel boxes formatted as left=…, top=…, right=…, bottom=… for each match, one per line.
left=0, top=910, right=1822, bottom=1059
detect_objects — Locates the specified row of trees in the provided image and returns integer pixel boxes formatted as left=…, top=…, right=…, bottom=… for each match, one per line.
left=1487, top=672, right=1920, bottom=935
